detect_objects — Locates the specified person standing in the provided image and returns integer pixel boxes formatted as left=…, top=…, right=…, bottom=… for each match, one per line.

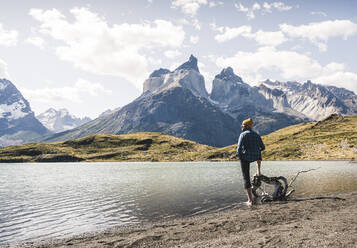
left=236, top=118, right=265, bottom=206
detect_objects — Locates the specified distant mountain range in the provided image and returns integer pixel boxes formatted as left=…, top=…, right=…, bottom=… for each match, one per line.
left=38, top=55, right=357, bottom=147
left=0, top=79, right=50, bottom=146
left=257, top=80, right=357, bottom=120
left=36, top=108, right=91, bottom=133
left=1, top=55, right=356, bottom=147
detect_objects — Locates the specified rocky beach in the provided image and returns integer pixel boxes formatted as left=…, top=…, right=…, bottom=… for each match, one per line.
left=16, top=191, right=357, bottom=248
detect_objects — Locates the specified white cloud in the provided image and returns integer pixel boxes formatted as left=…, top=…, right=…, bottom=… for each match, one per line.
left=234, top=3, right=248, bottom=13
left=314, top=71, right=357, bottom=94
left=203, top=54, right=216, bottom=62
left=0, top=58, right=10, bottom=78
left=192, top=19, right=201, bottom=30
left=148, top=57, right=162, bottom=65
left=198, top=61, right=214, bottom=92
left=212, top=24, right=287, bottom=47
left=25, top=36, right=45, bottom=49
left=209, top=23, right=224, bottom=33
left=209, top=1, right=223, bottom=8
left=0, top=23, right=18, bottom=46
left=169, top=62, right=181, bottom=71
left=216, top=46, right=357, bottom=93
left=216, top=46, right=322, bottom=82
left=252, top=3, right=261, bottom=11
left=29, top=7, right=185, bottom=88
left=243, top=30, right=287, bottom=47
left=235, top=3, right=255, bottom=19
left=214, top=25, right=251, bottom=42
left=190, top=35, right=199, bottom=44
left=311, top=11, right=327, bottom=17
left=164, top=50, right=182, bottom=59
left=263, top=2, right=292, bottom=13
left=171, top=0, right=208, bottom=16
left=235, top=2, right=293, bottom=19
left=177, top=18, right=190, bottom=25
left=21, top=78, right=112, bottom=104
left=176, top=17, right=201, bottom=29
left=280, top=20, right=357, bottom=52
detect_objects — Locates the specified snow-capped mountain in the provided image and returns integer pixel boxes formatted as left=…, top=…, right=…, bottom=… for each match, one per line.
left=0, top=78, right=49, bottom=146
left=36, top=108, right=91, bottom=133
left=258, top=80, right=357, bottom=120
left=39, top=55, right=357, bottom=147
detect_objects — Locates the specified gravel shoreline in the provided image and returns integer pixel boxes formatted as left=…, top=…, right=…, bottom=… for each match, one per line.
left=13, top=190, right=357, bottom=248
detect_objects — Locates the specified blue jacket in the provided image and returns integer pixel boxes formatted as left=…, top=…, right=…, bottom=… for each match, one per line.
left=236, top=129, right=265, bottom=162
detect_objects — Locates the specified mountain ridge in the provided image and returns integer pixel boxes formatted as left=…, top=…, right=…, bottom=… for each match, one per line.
left=38, top=55, right=357, bottom=146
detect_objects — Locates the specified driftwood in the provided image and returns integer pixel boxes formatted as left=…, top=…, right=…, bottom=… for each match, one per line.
left=252, top=167, right=321, bottom=202
left=252, top=175, right=288, bottom=202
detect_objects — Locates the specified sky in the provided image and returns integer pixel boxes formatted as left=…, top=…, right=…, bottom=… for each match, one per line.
left=1, top=0, right=357, bottom=118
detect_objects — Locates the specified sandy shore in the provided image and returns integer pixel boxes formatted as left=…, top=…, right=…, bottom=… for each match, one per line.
left=18, top=191, right=357, bottom=248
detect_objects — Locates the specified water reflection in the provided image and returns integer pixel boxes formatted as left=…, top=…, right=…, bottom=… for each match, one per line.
left=0, top=161, right=356, bottom=246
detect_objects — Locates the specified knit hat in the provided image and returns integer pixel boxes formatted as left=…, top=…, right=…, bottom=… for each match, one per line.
left=242, top=118, right=253, bottom=129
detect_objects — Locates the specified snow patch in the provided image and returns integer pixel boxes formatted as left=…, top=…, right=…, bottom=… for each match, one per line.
left=0, top=100, right=28, bottom=120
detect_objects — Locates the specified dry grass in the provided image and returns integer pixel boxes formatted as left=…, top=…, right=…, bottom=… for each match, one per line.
left=203, top=114, right=357, bottom=161
left=1, top=114, right=356, bottom=162
left=0, top=132, right=214, bottom=162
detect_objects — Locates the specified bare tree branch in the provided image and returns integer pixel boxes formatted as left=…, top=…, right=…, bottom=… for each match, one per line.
left=288, top=167, right=320, bottom=187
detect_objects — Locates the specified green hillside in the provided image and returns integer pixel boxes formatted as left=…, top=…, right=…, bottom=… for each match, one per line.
left=0, top=114, right=356, bottom=162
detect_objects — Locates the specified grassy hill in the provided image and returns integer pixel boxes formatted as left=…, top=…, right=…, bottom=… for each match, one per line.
left=203, top=114, right=357, bottom=161
left=0, top=132, right=217, bottom=162
left=0, top=114, right=356, bottom=162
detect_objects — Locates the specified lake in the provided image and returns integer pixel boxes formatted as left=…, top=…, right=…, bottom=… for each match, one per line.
left=0, top=161, right=356, bottom=246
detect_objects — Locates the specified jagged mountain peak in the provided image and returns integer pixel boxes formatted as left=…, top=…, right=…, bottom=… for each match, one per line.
left=149, top=68, right=171, bottom=78
left=0, top=78, right=49, bottom=146
left=36, top=108, right=91, bottom=133
left=143, top=55, right=208, bottom=98
left=215, top=67, right=243, bottom=83
left=210, top=67, right=252, bottom=104
left=175, top=54, right=199, bottom=72
left=258, top=83, right=285, bottom=96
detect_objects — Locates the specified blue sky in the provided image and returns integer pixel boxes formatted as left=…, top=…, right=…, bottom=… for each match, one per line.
left=1, top=0, right=357, bottom=118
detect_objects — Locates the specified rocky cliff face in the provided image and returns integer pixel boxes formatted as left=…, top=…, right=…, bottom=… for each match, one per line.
left=143, top=55, right=208, bottom=98
left=210, top=68, right=306, bottom=134
left=210, top=67, right=247, bottom=104
left=143, top=68, right=170, bottom=93
left=36, top=108, right=91, bottom=133
left=326, top=85, right=357, bottom=112
left=0, top=79, right=50, bottom=146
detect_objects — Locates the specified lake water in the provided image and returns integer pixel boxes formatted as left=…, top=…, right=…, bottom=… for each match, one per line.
left=0, top=161, right=356, bottom=246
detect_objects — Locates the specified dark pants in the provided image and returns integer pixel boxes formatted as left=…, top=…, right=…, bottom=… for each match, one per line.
left=240, top=159, right=251, bottom=189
